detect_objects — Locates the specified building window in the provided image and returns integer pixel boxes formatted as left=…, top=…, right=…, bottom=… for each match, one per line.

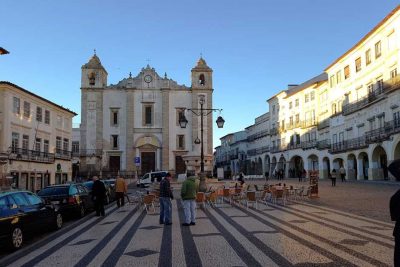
left=366, top=49, right=371, bottom=65
left=72, top=141, right=79, bottom=153
left=45, top=110, right=50, bottom=124
left=56, top=136, right=62, bottom=153
left=367, top=84, right=374, bottom=94
left=332, top=103, right=337, bottom=114
left=177, top=109, right=185, bottom=126
left=36, top=107, right=42, bottom=122
left=375, top=41, right=381, bottom=59
left=289, top=116, right=293, bottom=126
left=89, top=72, right=95, bottom=86
left=13, top=97, right=20, bottom=114
left=112, top=135, right=118, bottom=149
left=35, top=138, right=41, bottom=153
left=394, top=111, right=400, bottom=126
left=329, top=75, right=335, bottom=87
left=289, top=102, right=292, bottom=109
left=344, top=65, right=350, bottom=79
left=310, top=91, right=315, bottom=101
left=63, top=138, right=69, bottom=152
left=43, top=140, right=49, bottom=154
left=111, top=109, right=119, bottom=126
left=177, top=135, right=185, bottom=150
left=143, top=105, right=153, bottom=126
left=305, top=94, right=309, bottom=103
left=295, top=114, right=300, bottom=123
left=355, top=57, right=361, bottom=72
left=336, top=70, right=341, bottom=84
left=22, top=135, right=29, bottom=154
left=295, top=99, right=299, bottom=107
left=23, top=101, right=30, bottom=118
left=391, top=68, right=398, bottom=79
left=11, top=132, right=19, bottom=153
left=377, top=79, right=383, bottom=93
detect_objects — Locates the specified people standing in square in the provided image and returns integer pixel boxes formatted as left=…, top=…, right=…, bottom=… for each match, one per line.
left=159, top=172, right=173, bottom=225
left=115, top=176, right=127, bottom=208
left=181, top=175, right=198, bottom=226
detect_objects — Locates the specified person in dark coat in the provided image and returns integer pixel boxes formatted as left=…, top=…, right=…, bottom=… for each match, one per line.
left=92, top=176, right=106, bottom=216
left=389, top=159, right=400, bottom=266
left=159, top=173, right=173, bottom=225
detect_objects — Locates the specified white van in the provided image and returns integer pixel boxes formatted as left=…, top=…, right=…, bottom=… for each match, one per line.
left=137, top=171, right=168, bottom=187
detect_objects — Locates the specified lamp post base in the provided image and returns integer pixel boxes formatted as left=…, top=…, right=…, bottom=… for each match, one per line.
left=198, top=172, right=207, bottom=192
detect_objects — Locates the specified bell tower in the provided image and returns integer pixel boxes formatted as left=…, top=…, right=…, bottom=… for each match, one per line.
left=81, top=51, right=108, bottom=89
left=191, top=56, right=213, bottom=89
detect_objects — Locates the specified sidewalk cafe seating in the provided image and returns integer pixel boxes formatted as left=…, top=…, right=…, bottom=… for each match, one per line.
left=196, top=192, right=207, bottom=209
left=142, top=194, right=156, bottom=214
left=256, top=190, right=270, bottom=208
left=244, top=191, right=257, bottom=210
left=271, top=186, right=286, bottom=206
left=206, top=191, right=218, bottom=207
left=223, top=188, right=232, bottom=205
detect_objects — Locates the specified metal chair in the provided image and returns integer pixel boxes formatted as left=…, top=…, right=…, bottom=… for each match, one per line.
left=142, top=194, right=156, bottom=214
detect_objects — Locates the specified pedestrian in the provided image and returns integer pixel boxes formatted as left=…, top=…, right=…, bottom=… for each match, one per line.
left=92, top=176, right=106, bottom=216
left=159, top=172, right=173, bottom=225
left=388, top=159, right=400, bottom=267
left=339, top=166, right=346, bottom=182
left=238, top=172, right=244, bottom=183
left=265, top=171, right=269, bottom=181
left=330, top=169, right=337, bottom=187
left=115, top=176, right=127, bottom=208
left=298, top=169, right=302, bottom=182
left=181, top=175, right=198, bottom=226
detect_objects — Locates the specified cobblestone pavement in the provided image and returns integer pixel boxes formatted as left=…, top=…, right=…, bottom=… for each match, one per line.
left=254, top=178, right=400, bottom=223
left=0, top=183, right=395, bottom=267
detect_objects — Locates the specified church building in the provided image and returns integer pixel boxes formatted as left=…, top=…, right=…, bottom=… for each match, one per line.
left=76, top=53, right=214, bottom=178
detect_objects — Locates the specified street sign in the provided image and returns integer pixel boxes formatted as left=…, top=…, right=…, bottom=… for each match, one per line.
left=135, top=157, right=140, bottom=166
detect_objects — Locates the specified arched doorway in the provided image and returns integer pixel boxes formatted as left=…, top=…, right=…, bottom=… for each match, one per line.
left=322, top=157, right=330, bottom=179
left=251, top=161, right=256, bottom=175
left=258, top=157, right=263, bottom=175
left=264, top=155, right=270, bottom=177
left=271, top=157, right=277, bottom=178
left=394, top=141, right=400, bottom=160
left=347, top=154, right=357, bottom=180
left=278, top=155, right=286, bottom=178
left=307, top=154, right=319, bottom=171
left=372, top=146, right=388, bottom=180
left=332, top=158, right=344, bottom=171
left=289, top=155, right=303, bottom=178
left=358, top=152, right=369, bottom=180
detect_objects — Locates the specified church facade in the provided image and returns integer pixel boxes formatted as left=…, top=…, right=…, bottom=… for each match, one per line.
left=76, top=54, right=214, bottom=178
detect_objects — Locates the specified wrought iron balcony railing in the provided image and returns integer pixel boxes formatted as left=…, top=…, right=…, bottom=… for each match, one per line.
left=365, top=119, right=400, bottom=143
left=301, top=119, right=318, bottom=129
left=301, top=140, right=318, bottom=149
left=287, top=143, right=302, bottom=150
left=54, top=149, right=72, bottom=160
left=247, top=130, right=269, bottom=142
left=8, top=147, right=55, bottom=164
left=329, top=136, right=367, bottom=154
left=317, top=139, right=331, bottom=150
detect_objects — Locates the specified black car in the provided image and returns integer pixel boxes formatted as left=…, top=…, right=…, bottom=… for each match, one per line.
left=38, top=184, right=93, bottom=218
left=83, top=181, right=113, bottom=204
left=0, top=190, right=63, bottom=250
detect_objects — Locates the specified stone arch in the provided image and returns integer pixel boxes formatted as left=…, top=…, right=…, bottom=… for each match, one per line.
left=332, top=157, right=344, bottom=171
left=394, top=140, right=400, bottom=160
left=264, top=155, right=271, bottom=177
left=357, top=152, right=369, bottom=180
left=322, top=157, right=330, bottom=179
left=347, top=153, right=357, bottom=180
left=257, top=157, right=263, bottom=175
left=271, top=156, right=277, bottom=177
left=371, top=146, right=388, bottom=180
left=289, top=155, right=303, bottom=178
left=307, top=154, right=319, bottom=171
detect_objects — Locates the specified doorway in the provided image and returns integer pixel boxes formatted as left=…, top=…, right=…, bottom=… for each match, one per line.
left=109, top=156, right=121, bottom=172
left=141, top=152, right=155, bottom=175
left=175, top=156, right=186, bottom=175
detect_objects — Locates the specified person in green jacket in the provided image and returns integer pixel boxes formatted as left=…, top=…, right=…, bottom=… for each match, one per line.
left=181, top=176, right=198, bottom=226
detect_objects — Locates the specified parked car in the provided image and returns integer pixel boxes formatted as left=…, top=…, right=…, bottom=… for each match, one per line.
left=37, top=184, right=93, bottom=218
left=82, top=180, right=113, bottom=204
left=0, top=190, right=63, bottom=250
left=137, top=171, right=168, bottom=187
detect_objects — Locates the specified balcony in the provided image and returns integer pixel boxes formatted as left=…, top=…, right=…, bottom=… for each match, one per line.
left=287, top=143, right=302, bottom=150
left=342, top=87, right=386, bottom=116
left=384, top=74, right=400, bottom=94
left=54, top=149, right=72, bottom=160
left=301, top=119, right=318, bottom=129
left=247, top=130, right=269, bottom=142
left=285, top=122, right=301, bottom=131
left=8, top=147, right=55, bottom=164
left=317, top=139, right=331, bottom=150
left=317, top=118, right=330, bottom=130
left=365, top=119, right=400, bottom=143
left=329, top=136, right=367, bottom=154
left=248, top=146, right=270, bottom=156
left=301, top=140, right=317, bottom=150
left=270, top=144, right=286, bottom=153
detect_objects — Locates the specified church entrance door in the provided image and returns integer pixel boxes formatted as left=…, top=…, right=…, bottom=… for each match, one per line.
left=141, top=152, right=155, bottom=175
left=109, top=156, right=121, bottom=172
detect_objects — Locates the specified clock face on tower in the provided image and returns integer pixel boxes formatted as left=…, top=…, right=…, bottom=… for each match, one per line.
left=144, top=75, right=152, bottom=83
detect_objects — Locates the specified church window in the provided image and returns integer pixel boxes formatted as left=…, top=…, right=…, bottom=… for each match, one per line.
left=110, top=109, right=119, bottom=126
left=177, top=135, right=185, bottom=150
left=177, top=109, right=185, bottom=126
left=199, top=74, right=205, bottom=85
left=143, top=105, right=153, bottom=126
left=112, top=135, right=118, bottom=149
left=89, top=72, right=96, bottom=85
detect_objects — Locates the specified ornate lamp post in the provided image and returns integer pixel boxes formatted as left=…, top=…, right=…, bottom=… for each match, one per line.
left=179, top=95, right=225, bottom=192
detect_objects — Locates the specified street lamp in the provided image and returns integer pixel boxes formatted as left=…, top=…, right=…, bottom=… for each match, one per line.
left=179, top=95, right=225, bottom=192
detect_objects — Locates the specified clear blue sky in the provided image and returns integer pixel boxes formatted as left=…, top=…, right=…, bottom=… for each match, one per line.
left=1, top=0, right=399, bottom=148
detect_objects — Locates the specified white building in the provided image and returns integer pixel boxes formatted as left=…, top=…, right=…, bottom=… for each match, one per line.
left=0, top=82, right=76, bottom=191
left=215, top=4, right=400, bottom=182
left=77, top=54, right=214, bottom=178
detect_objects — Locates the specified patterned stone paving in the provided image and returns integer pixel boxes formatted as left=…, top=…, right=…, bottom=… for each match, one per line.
left=0, top=192, right=394, bottom=267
